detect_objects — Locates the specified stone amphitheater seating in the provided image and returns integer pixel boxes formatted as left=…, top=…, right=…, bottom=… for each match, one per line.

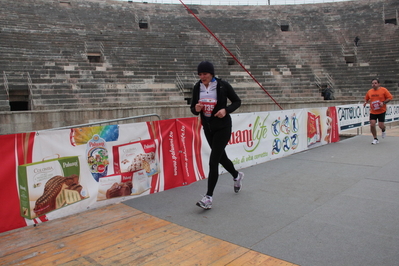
left=0, top=0, right=398, bottom=115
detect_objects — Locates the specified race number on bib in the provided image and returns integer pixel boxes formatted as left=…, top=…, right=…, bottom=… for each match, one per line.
left=371, top=100, right=381, bottom=110
left=199, top=98, right=217, bottom=117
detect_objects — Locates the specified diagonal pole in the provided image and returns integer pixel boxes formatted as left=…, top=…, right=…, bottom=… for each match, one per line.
left=179, top=0, right=283, bottom=110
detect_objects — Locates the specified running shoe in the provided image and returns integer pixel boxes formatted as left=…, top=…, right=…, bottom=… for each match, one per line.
left=382, top=131, right=386, bottom=138
left=234, top=172, right=244, bottom=193
left=372, top=139, right=379, bottom=145
left=196, top=195, right=212, bottom=210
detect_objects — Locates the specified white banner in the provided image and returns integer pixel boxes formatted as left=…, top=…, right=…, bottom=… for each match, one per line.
left=336, top=104, right=399, bottom=132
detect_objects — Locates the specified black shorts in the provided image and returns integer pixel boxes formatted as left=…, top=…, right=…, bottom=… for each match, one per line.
left=370, top=112, right=386, bottom=122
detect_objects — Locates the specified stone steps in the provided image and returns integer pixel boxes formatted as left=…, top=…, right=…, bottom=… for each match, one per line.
left=0, top=0, right=397, bottom=112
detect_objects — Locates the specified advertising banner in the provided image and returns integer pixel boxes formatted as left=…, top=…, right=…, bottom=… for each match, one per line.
left=386, top=104, right=396, bottom=123
left=336, top=104, right=399, bottom=131
left=224, top=110, right=307, bottom=172
left=0, top=106, right=365, bottom=234
left=0, top=133, right=36, bottom=233
left=306, top=107, right=340, bottom=147
left=175, top=117, right=207, bottom=185
left=147, top=119, right=184, bottom=193
left=336, top=104, right=365, bottom=130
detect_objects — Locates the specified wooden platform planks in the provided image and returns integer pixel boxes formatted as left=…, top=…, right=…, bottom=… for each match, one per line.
left=0, top=203, right=298, bottom=266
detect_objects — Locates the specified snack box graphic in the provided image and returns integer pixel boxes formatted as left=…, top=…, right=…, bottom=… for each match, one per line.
left=18, top=156, right=88, bottom=219
left=97, top=172, right=133, bottom=201
left=307, top=112, right=321, bottom=146
left=113, top=139, right=158, bottom=176
left=98, top=170, right=151, bottom=201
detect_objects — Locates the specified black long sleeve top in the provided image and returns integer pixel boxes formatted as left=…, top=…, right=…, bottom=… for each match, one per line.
left=190, top=78, right=241, bottom=131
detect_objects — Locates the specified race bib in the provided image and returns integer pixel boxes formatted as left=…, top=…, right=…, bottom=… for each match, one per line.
left=199, top=98, right=217, bottom=117
left=371, top=100, right=381, bottom=110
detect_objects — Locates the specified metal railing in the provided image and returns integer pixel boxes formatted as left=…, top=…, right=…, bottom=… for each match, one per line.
left=27, top=72, right=34, bottom=110
left=223, top=45, right=241, bottom=60
left=125, top=0, right=355, bottom=5
left=3, top=71, right=9, bottom=98
left=326, top=73, right=334, bottom=88
left=175, top=73, right=185, bottom=94
left=39, top=114, right=161, bottom=132
left=314, top=73, right=322, bottom=88
left=315, top=72, right=334, bottom=89
left=341, top=43, right=346, bottom=55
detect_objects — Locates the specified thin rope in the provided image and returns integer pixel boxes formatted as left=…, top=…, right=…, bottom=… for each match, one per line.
left=179, top=0, right=283, bottom=110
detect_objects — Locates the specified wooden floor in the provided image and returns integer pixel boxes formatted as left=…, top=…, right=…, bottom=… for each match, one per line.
left=0, top=203, right=298, bottom=266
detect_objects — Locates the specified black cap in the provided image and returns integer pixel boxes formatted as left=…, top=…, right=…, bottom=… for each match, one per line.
left=197, top=61, right=214, bottom=76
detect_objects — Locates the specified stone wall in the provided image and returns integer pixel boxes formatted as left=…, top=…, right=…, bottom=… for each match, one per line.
left=0, top=99, right=356, bottom=135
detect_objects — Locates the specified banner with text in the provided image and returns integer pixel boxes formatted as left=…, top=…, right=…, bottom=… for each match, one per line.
left=336, top=104, right=399, bottom=131
left=0, top=106, right=344, bottom=233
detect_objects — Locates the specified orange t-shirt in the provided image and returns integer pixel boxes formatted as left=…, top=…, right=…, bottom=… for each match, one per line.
left=365, top=87, right=393, bottom=114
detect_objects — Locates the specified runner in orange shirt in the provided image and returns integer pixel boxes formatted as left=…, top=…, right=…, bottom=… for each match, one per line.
left=363, top=78, right=393, bottom=144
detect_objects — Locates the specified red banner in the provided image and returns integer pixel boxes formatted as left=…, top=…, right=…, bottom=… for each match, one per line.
left=176, top=117, right=206, bottom=185
left=147, top=119, right=184, bottom=192
left=0, top=108, right=342, bottom=234
left=0, top=133, right=36, bottom=232
left=327, top=106, right=340, bottom=143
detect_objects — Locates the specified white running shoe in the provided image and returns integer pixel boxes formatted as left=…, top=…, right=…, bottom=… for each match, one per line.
left=196, top=195, right=212, bottom=210
left=234, top=172, right=244, bottom=193
left=372, top=139, right=379, bottom=145
left=382, top=131, right=386, bottom=138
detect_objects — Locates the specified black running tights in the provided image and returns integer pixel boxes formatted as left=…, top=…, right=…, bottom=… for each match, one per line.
left=203, top=125, right=238, bottom=197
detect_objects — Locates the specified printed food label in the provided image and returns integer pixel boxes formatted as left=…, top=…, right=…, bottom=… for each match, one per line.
left=113, top=139, right=158, bottom=176
left=18, top=156, right=87, bottom=219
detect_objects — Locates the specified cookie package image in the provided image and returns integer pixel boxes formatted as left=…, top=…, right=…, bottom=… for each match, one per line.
left=18, top=156, right=89, bottom=219
left=113, top=139, right=158, bottom=177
